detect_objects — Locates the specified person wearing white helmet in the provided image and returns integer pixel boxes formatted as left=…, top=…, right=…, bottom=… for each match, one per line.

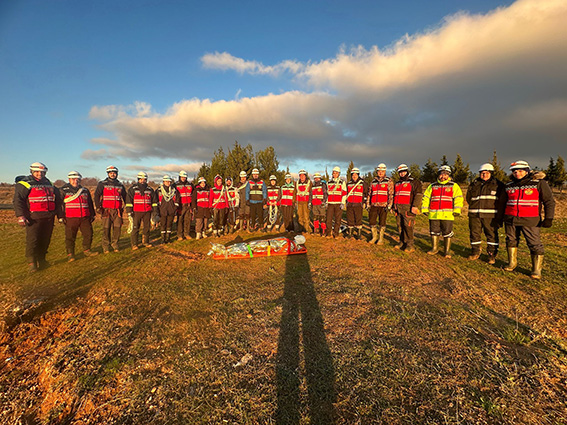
left=192, top=176, right=211, bottom=239
left=422, top=165, right=464, bottom=258
left=310, top=172, right=328, bottom=236
left=125, top=172, right=158, bottom=249
left=157, top=175, right=180, bottom=243
left=325, top=166, right=346, bottom=238
left=236, top=170, right=250, bottom=231
left=346, top=167, right=368, bottom=240
left=295, top=169, right=312, bottom=233
left=225, top=176, right=240, bottom=233
left=392, top=163, right=422, bottom=252
left=210, top=175, right=229, bottom=236
left=279, top=173, right=295, bottom=232
left=367, top=163, right=393, bottom=245
left=94, top=165, right=126, bottom=253
left=245, top=168, right=267, bottom=232
left=176, top=170, right=194, bottom=240
left=59, top=171, right=97, bottom=261
left=503, top=160, right=555, bottom=279
left=265, top=174, right=281, bottom=232
left=465, top=163, right=506, bottom=263
left=13, top=162, right=62, bottom=271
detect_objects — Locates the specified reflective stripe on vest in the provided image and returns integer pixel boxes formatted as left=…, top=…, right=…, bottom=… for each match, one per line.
left=394, top=182, right=411, bottom=205
left=197, top=189, right=210, bottom=208
left=429, top=184, right=455, bottom=211
left=505, top=185, right=540, bottom=217
left=249, top=180, right=264, bottom=201
left=211, top=187, right=228, bottom=209
left=370, top=182, right=389, bottom=204
left=347, top=181, right=364, bottom=203
left=281, top=187, right=294, bottom=206
left=102, top=185, right=123, bottom=209
left=64, top=189, right=90, bottom=218
left=296, top=182, right=310, bottom=202
left=177, top=184, right=193, bottom=204
left=327, top=181, right=345, bottom=204
left=28, top=185, right=56, bottom=213
left=311, top=186, right=324, bottom=206
left=227, top=188, right=238, bottom=208
left=267, top=187, right=280, bottom=206
left=133, top=189, right=153, bottom=212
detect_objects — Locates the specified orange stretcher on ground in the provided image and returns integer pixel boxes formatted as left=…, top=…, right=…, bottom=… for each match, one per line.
left=209, top=236, right=307, bottom=260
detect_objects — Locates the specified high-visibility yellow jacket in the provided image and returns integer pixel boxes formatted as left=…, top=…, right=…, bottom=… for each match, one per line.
left=422, top=179, right=463, bottom=220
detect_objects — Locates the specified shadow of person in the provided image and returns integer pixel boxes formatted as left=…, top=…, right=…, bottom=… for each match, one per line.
left=275, top=252, right=336, bottom=425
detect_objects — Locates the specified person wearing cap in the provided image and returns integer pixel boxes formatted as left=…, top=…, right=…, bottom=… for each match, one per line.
left=176, top=171, right=194, bottom=240
left=225, top=177, right=240, bottom=233
left=422, top=165, right=464, bottom=258
left=245, top=168, right=267, bottom=232
left=264, top=175, right=281, bottom=232
left=236, top=171, right=250, bottom=231
left=14, top=162, right=62, bottom=271
left=295, top=170, right=312, bottom=233
left=367, top=163, right=393, bottom=244
left=503, top=160, right=555, bottom=279
left=59, top=171, right=97, bottom=261
left=279, top=173, right=296, bottom=232
left=192, top=176, right=211, bottom=239
left=126, top=172, right=158, bottom=249
left=94, top=165, right=126, bottom=253
left=210, top=175, right=229, bottom=236
left=310, top=172, right=328, bottom=236
left=346, top=167, right=368, bottom=240
left=157, top=175, right=180, bottom=243
left=392, top=164, right=422, bottom=252
left=466, top=163, right=506, bottom=263
left=325, top=166, right=347, bottom=238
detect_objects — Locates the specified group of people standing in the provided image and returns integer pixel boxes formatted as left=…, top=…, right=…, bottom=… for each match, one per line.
left=13, top=159, right=555, bottom=279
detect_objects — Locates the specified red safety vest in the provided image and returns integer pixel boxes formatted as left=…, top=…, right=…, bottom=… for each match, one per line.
left=505, top=185, right=540, bottom=217
left=296, top=181, right=310, bottom=202
left=28, top=184, right=56, bottom=213
left=370, top=181, right=389, bottom=204
left=101, top=185, right=123, bottom=209
left=347, top=181, right=364, bottom=204
left=133, top=188, right=153, bottom=212
left=280, top=185, right=294, bottom=206
left=196, top=188, right=210, bottom=209
left=227, top=188, right=238, bottom=208
left=267, top=186, right=280, bottom=206
left=311, top=185, right=325, bottom=206
left=327, top=180, right=345, bottom=204
left=394, top=181, right=412, bottom=205
left=211, top=186, right=228, bottom=209
left=249, top=180, right=264, bottom=202
left=177, top=183, right=193, bottom=205
left=429, top=183, right=455, bottom=211
left=64, top=189, right=91, bottom=218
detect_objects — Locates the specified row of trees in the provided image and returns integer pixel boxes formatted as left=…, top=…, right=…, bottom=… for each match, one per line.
left=546, top=156, right=567, bottom=188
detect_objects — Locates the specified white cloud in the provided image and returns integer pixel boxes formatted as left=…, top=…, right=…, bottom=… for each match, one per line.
left=201, top=52, right=303, bottom=77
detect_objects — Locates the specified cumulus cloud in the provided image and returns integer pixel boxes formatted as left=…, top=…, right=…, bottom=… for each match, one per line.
left=87, top=0, right=567, bottom=171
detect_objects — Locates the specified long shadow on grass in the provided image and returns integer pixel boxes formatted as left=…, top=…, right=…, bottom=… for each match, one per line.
left=275, top=253, right=336, bottom=425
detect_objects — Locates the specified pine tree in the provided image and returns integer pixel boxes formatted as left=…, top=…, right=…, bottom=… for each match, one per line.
left=209, top=147, right=227, bottom=183
left=546, top=157, right=557, bottom=186
left=409, top=164, right=422, bottom=180
left=255, top=146, right=284, bottom=182
left=364, top=171, right=373, bottom=186
left=452, top=154, right=470, bottom=183
left=553, top=156, right=566, bottom=190
left=347, top=161, right=355, bottom=181
left=197, top=162, right=211, bottom=184
left=440, top=155, right=449, bottom=166
left=226, top=141, right=254, bottom=180
left=490, top=150, right=509, bottom=183
left=421, top=158, right=438, bottom=182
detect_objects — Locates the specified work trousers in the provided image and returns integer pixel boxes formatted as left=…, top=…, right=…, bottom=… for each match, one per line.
left=177, top=204, right=192, bottom=238
left=160, top=214, right=175, bottom=238
left=505, top=223, right=544, bottom=255
left=311, top=204, right=326, bottom=234
left=195, top=207, right=210, bottom=234
left=131, top=211, right=151, bottom=246
left=346, top=203, right=363, bottom=228
left=281, top=205, right=294, bottom=232
left=395, top=209, right=415, bottom=248
left=249, top=203, right=264, bottom=230
left=296, top=201, right=310, bottom=232
left=469, top=216, right=499, bottom=254
left=369, top=206, right=388, bottom=227
left=212, top=208, right=227, bottom=230
left=326, top=204, right=343, bottom=237
left=429, top=220, right=454, bottom=238
left=65, top=217, right=93, bottom=255
left=101, top=208, right=122, bottom=251
left=26, top=216, right=55, bottom=263
left=238, top=203, right=250, bottom=220
left=226, top=208, right=237, bottom=227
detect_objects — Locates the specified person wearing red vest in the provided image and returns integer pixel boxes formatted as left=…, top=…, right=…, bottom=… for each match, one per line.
left=367, top=163, right=393, bottom=245
left=225, top=177, right=240, bottom=233
left=14, top=162, right=62, bottom=272
left=295, top=170, right=312, bottom=233
left=210, top=175, right=229, bottom=236
left=60, top=171, right=97, bottom=261
left=503, top=161, right=555, bottom=279
left=157, top=175, right=180, bottom=243
left=279, top=174, right=296, bottom=233
left=245, top=168, right=267, bottom=232
left=126, top=172, right=158, bottom=250
left=265, top=175, right=281, bottom=232
left=192, top=177, right=211, bottom=239
left=325, top=166, right=347, bottom=238
left=346, top=167, right=368, bottom=240
left=176, top=170, right=194, bottom=240
left=94, top=165, right=126, bottom=253
left=310, top=172, right=328, bottom=236
left=236, top=171, right=250, bottom=231
left=392, top=164, right=422, bottom=252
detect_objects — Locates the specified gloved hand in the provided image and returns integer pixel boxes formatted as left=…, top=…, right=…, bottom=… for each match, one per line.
left=17, top=216, right=29, bottom=227
left=340, top=203, right=345, bottom=210
left=453, top=211, right=461, bottom=217
left=58, top=217, right=66, bottom=225
left=540, top=218, right=553, bottom=228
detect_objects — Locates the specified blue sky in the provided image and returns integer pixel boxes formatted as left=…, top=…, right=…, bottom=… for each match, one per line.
left=1, top=0, right=566, bottom=183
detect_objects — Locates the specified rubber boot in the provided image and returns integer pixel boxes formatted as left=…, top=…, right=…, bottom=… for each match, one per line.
left=355, top=227, right=362, bottom=240
left=504, top=247, right=518, bottom=271
left=530, top=254, right=544, bottom=279
left=443, top=237, right=452, bottom=258
left=346, top=227, right=353, bottom=239
left=487, top=251, right=496, bottom=265
left=196, top=232, right=202, bottom=240
left=427, top=236, right=439, bottom=255
left=468, top=247, right=481, bottom=261
left=377, top=227, right=386, bottom=245
left=369, top=226, right=379, bottom=244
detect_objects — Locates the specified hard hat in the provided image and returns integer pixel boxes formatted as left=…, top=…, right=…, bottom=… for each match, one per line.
left=106, top=165, right=118, bottom=173
left=239, top=171, right=247, bottom=178
left=137, top=171, right=148, bottom=180
left=198, top=176, right=206, bottom=183
left=252, top=168, right=260, bottom=174
left=67, top=171, right=82, bottom=179
left=376, top=163, right=387, bottom=171
left=285, top=173, right=292, bottom=179
left=313, top=172, right=322, bottom=179
left=298, top=169, right=307, bottom=175
left=269, top=175, right=277, bottom=181
left=162, top=174, right=172, bottom=182
left=30, top=162, right=48, bottom=172
left=332, top=166, right=341, bottom=173
left=397, top=164, right=409, bottom=173
left=438, top=165, right=452, bottom=175
left=479, top=163, right=495, bottom=173
left=510, top=160, right=530, bottom=170
left=214, top=174, right=223, bottom=183
left=351, top=167, right=360, bottom=174
left=179, top=170, right=188, bottom=177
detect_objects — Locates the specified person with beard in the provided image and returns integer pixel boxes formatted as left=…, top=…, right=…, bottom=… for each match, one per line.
left=367, top=163, right=393, bottom=245
left=94, top=165, right=126, bottom=253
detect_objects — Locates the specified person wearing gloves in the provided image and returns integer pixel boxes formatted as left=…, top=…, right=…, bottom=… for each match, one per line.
left=94, top=165, right=126, bottom=253
left=310, top=172, right=328, bottom=236
left=125, top=172, right=158, bottom=250
left=157, top=175, right=180, bottom=243
left=59, top=171, right=97, bottom=261
left=503, top=160, right=555, bottom=279
left=192, top=176, right=211, bottom=240
left=225, top=177, right=240, bottom=234
left=279, top=174, right=296, bottom=233
left=367, top=163, right=393, bottom=245
left=245, top=168, right=267, bottom=232
left=210, top=174, right=229, bottom=236
left=325, top=166, right=347, bottom=238
left=422, top=165, right=464, bottom=258
left=295, top=170, right=312, bottom=233
left=392, top=164, right=422, bottom=252
left=176, top=170, right=194, bottom=240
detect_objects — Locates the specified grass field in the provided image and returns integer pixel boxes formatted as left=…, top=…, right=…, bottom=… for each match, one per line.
left=0, top=208, right=566, bottom=424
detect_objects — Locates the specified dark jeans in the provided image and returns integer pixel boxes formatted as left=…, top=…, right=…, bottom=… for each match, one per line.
left=396, top=209, right=415, bottom=247
left=369, top=206, right=388, bottom=227
left=505, top=223, right=544, bottom=255
left=469, top=216, right=499, bottom=254
left=346, top=203, right=363, bottom=227
left=101, top=208, right=122, bottom=250
left=429, top=220, right=454, bottom=238
left=65, top=217, right=93, bottom=255
left=326, top=204, right=343, bottom=237
left=131, top=212, right=151, bottom=246
left=249, top=203, right=264, bottom=229
left=177, top=204, right=192, bottom=238
left=26, top=216, right=55, bottom=262
left=281, top=205, right=294, bottom=231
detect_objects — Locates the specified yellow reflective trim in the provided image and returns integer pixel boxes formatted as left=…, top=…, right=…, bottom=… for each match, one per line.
left=125, top=203, right=133, bottom=207
left=18, top=181, right=31, bottom=189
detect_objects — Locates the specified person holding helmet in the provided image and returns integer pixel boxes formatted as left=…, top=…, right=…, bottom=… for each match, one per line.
left=310, top=172, right=328, bottom=236
left=126, top=172, right=158, bottom=249
left=157, top=175, right=180, bottom=243
left=392, top=164, right=422, bottom=252
left=466, top=163, right=506, bottom=263
left=295, top=169, right=312, bottom=233
left=210, top=174, right=229, bottom=236
left=60, top=171, right=97, bottom=261
left=236, top=171, right=250, bottom=231
left=14, top=162, right=62, bottom=272
left=346, top=167, right=368, bottom=239
left=176, top=170, right=194, bottom=240
left=94, top=165, right=126, bottom=253
left=225, top=177, right=240, bottom=233
left=325, top=166, right=347, bottom=238
left=503, top=160, right=555, bottom=279
left=367, top=163, right=394, bottom=245
left=422, top=165, right=464, bottom=258
left=245, top=168, right=267, bottom=232
left=192, top=176, right=211, bottom=239
left=279, top=173, right=296, bottom=232
left=265, top=175, right=281, bottom=232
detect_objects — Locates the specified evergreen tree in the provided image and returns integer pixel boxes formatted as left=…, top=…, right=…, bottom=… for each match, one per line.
left=409, top=163, right=422, bottom=181
left=197, top=162, right=211, bottom=184
left=546, top=157, right=557, bottom=186
left=440, top=155, right=449, bottom=166
left=255, top=146, right=284, bottom=182
left=209, top=147, right=227, bottom=183
left=346, top=160, right=355, bottom=181
left=324, top=166, right=329, bottom=182
left=555, top=156, right=567, bottom=190
left=452, top=154, right=470, bottom=183
left=363, top=171, right=373, bottom=186
left=421, top=158, right=438, bottom=182
left=226, top=141, right=254, bottom=180
left=490, top=150, right=509, bottom=183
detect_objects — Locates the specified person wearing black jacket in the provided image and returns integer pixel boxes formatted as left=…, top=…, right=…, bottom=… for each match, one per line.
left=157, top=175, right=180, bottom=243
left=125, top=172, right=158, bottom=249
left=94, top=165, right=126, bottom=253
left=466, top=163, right=506, bottom=264
left=392, top=164, right=422, bottom=253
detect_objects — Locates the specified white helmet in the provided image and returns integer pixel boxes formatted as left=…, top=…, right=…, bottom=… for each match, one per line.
left=351, top=167, right=360, bottom=175
left=162, top=174, right=172, bottom=182
left=438, top=165, right=452, bottom=175
left=198, top=176, right=206, bottom=183
left=376, top=163, right=387, bottom=172
left=252, top=168, right=260, bottom=175
left=397, top=164, right=409, bottom=173
left=239, top=171, right=247, bottom=178
left=332, top=166, right=341, bottom=173
left=479, top=163, right=495, bottom=173
left=285, top=173, right=292, bottom=179
left=510, top=160, right=530, bottom=170
left=313, top=172, right=322, bottom=179
left=269, top=175, right=277, bottom=181
left=67, top=170, right=82, bottom=179
left=30, top=162, right=48, bottom=172
left=179, top=170, right=188, bottom=177
left=298, top=169, right=307, bottom=175
left=106, top=165, right=118, bottom=173
left=137, top=171, right=148, bottom=180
